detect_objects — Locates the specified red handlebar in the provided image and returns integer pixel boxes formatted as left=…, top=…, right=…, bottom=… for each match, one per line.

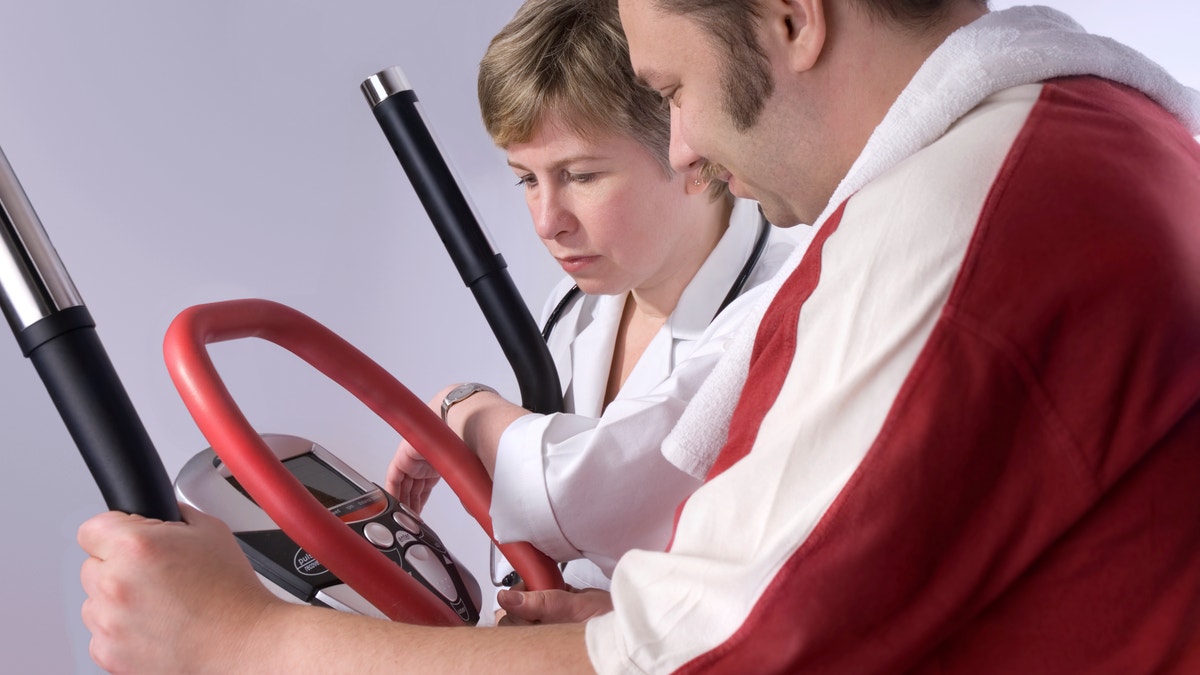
left=163, top=298, right=563, bottom=625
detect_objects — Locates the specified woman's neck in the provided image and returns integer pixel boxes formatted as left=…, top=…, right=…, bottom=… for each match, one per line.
left=603, top=197, right=734, bottom=408
left=604, top=294, right=667, bottom=408
left=628, top=197, right=733, bottom=318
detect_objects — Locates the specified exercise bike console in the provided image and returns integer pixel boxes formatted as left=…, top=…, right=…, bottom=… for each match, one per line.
left=176, top=433, right=481, bottom=622
left=162, top=298, right=562, bottom=627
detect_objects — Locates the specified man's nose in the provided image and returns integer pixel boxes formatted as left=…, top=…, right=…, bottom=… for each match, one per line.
left=668, top=105, right=704, bottom=173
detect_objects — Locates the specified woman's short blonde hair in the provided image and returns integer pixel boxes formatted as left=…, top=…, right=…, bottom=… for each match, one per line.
left=478, top=0, right=671, bottom=176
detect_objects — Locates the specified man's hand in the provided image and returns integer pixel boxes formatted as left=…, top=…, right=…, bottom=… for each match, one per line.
left=496, top=586, right=614, bottom=626
left=78, top=503, right=286, bottom=673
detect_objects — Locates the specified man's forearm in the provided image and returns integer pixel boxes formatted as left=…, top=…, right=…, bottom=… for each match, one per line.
left=271, top=604, right=594, bottom=673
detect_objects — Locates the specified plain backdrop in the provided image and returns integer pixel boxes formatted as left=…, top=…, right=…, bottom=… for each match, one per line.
left=0, top=2, right=1195, bottom=672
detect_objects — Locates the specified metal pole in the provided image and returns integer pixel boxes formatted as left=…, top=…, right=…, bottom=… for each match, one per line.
left=361, top=66, right=563, bottom=414
left=0, top=144, right=179, bottom=520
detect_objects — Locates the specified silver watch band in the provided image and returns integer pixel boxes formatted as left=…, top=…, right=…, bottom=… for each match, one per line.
left=440, top=382, right=498, bottom=422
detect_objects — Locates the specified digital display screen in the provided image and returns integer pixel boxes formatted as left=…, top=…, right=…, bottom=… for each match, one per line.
left=283, top=454, right=365, bottom=507
left=225, top=453, right=364, bottom=509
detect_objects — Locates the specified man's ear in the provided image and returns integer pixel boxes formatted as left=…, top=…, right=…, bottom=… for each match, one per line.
left=765, top=0, right=826, bottom=73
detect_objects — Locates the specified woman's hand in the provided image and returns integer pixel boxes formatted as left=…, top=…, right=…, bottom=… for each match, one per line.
left=386, top=383, right=521, bottom=511
left=385, top=438, right=442, bottom=513
left=385, top=388, right=457, bottom=513
left=496, top=585, right=614, bottom=626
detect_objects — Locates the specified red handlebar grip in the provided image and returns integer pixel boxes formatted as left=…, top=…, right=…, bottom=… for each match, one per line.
left=163, top=299, right=562, bottom=625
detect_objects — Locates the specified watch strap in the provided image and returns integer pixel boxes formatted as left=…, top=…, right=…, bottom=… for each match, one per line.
left=440, top=382, right=498, bottom=422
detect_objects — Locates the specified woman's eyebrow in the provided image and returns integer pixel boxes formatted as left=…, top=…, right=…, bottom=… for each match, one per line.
left=507, top=153, right=608, bottom=173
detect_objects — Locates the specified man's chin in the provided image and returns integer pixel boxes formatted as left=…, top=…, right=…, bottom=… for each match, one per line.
left=726, top=174, right=755, bottom=200
left=757, top=200, right=805, bottom=228
left=727, top=177, right=806, bottom=227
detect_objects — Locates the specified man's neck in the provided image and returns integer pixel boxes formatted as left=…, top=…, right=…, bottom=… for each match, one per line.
left=816, top=2, right=990, bottom=209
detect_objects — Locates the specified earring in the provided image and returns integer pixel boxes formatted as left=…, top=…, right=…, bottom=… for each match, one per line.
left=693, top=179, right=702, bottom=186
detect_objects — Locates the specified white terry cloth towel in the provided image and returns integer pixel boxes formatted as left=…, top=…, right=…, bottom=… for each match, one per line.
left=663, top=5, right=1200, bottom=479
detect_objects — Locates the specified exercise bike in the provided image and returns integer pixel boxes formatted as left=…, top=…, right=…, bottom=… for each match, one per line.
left=1, top=65, right=563, bottom=627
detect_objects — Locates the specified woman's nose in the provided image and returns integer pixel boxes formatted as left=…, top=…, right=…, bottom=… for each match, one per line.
left=530, top=189, right=574, bottom=241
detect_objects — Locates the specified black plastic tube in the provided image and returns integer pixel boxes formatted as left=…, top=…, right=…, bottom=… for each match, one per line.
left=1, top=145, right=179, bottom=521
left=362, top=67, right=562, bottom=415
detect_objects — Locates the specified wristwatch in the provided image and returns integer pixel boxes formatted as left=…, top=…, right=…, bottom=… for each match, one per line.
left=440, top=382, right=498, bottom=422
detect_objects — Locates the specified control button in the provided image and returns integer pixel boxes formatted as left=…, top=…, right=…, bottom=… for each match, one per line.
left=406, top=544, right=458, bottom=602
left=392, top=509, right=422, bottom=533
left=363, top=522, right=394, bottom=548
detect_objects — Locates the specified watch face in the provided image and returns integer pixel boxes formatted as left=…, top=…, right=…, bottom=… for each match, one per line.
left=442, top=383, right=495, bottom=421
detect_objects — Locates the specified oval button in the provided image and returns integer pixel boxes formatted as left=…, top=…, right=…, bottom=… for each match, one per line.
left=392, top=509, right=422, bottom=533
left=406, top=544, right=458, bottom=601
left=363, top=522, right=394, bottom=548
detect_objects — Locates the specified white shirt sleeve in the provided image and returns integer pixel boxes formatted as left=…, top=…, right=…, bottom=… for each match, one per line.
left=490, top=352, right=712, bottom=574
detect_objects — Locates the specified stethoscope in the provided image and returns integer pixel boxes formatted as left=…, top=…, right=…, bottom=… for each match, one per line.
left=540, top=212, right=772, bottom=340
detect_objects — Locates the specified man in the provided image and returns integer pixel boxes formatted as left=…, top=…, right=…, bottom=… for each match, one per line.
left=79, top=1, right=1200, bottom=672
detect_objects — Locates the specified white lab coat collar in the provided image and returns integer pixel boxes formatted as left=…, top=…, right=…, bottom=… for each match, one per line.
left=564, top=293, right=622, bottom=416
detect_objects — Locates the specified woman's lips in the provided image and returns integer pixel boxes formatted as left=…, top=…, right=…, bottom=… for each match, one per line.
left=557, top=255, right=599, bottom=273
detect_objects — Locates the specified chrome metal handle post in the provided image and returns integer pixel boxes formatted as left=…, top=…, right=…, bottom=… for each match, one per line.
left=0, top=146, right=83, bottom=334
left=0, top=143, right=179, bottom=521
left=362, top=66, right=563, bottom=415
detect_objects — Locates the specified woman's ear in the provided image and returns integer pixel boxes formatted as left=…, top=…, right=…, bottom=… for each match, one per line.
left=685, top=174, right=710, bottom=196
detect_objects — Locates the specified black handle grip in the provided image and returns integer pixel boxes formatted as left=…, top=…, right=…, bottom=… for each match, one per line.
left=20, top=306, right=180, bottom=521
left=371, top=90, right=502, bottom=286
left=3, top=141, right=179, bottom=522
left=468, top=271, right=563, bottom=415
left=369, top=87, right=563, bottom=415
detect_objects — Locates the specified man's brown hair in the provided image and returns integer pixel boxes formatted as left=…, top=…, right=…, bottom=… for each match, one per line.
left=650, top=0, right=988, bottom=130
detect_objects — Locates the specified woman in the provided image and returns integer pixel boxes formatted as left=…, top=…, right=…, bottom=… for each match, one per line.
left=385, top=0, right=803, bottom=595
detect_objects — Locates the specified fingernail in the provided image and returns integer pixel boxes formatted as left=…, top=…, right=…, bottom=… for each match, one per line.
left=498, top=590, right=523, bottom=607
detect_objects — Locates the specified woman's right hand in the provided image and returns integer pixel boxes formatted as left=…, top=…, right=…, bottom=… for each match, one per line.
left=385, top=439, right=442, bottom=513
left=496, top=584, right=614, bottom=626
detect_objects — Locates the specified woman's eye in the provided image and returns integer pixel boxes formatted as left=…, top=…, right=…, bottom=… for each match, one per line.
left=515, top=174, right=537, bottom=188
left=567, top=172, right=596, bottom=184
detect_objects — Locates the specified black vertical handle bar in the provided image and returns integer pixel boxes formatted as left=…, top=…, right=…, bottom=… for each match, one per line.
left=0, top=145, right=180, bottom=521
left=361, top=67, right=563, bottom=415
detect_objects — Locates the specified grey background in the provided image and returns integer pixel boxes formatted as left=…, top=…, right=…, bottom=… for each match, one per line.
left=0, top=2, right=1194, bottom=672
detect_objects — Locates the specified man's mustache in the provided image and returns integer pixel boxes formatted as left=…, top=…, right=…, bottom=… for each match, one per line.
left=699, top=160, right=727, bottom=185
